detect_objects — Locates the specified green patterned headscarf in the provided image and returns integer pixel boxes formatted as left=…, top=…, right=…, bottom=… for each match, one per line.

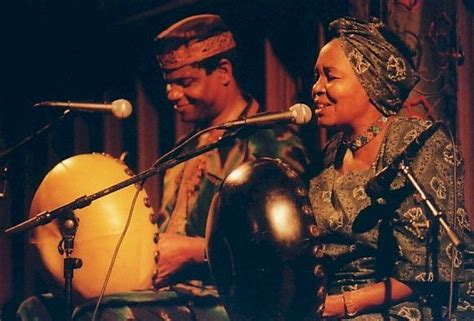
left=329, top=17, right=419, bottom=116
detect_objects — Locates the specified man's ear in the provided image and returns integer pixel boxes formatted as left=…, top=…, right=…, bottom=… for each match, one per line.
left=217, top=58, right=232, bottom=86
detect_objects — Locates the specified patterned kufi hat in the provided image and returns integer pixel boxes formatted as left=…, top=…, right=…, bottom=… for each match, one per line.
left=155, top=14, right=236, bottom=70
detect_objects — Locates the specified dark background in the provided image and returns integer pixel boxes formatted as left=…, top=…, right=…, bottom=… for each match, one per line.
left=1, top=0, right=348, bottom=162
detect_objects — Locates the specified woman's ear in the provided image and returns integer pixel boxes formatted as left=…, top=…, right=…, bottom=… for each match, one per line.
left=217, top=58, right=232, bottom=86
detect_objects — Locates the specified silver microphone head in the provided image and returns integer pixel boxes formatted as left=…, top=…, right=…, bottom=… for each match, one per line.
left=111, top=99, right=133, bottom=119
left=289, top=103, right=312, bottom=124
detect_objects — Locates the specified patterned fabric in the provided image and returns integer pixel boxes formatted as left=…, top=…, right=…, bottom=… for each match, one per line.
left=17, top=291, right=229, bottom=321
left=329, top=17, right=419, bottom=116
left=165, top=129, right=224, bottom=234
left=309, top=116, right=474, bottom=320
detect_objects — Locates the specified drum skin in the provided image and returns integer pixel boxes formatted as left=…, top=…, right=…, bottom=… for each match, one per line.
left=29, top=153, right=157, bottom=300
left=206, top=158, right=326, bottom=321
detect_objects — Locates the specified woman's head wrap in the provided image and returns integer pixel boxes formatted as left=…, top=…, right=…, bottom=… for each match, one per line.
left=329, top=17, right=419, bottom=116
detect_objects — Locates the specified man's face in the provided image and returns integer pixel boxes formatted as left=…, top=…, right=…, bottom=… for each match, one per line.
left=163, top=64, right=225, bottom=124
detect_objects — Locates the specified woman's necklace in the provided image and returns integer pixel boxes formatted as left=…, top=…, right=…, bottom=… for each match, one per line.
left=343, top=116, right=388, bottom=152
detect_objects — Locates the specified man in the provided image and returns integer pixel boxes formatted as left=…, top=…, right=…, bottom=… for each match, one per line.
left=150, top=13, right=309, bottom=317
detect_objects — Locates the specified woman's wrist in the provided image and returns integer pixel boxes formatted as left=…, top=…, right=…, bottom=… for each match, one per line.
left=342, top=291, right=359, bottom=317
left=190, top=237, right=207, bottom=264
left=323, top=294, right=346, bottom=318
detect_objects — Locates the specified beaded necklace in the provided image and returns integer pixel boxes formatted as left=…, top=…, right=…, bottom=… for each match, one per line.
left=343, top=116, right=388, bottom=152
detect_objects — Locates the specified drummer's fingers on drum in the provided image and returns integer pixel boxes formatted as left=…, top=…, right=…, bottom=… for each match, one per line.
left=152, top=262, right=176, bottom=289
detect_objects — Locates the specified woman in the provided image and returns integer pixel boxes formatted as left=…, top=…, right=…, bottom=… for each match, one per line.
left=309, top=17, right=472, bottom=320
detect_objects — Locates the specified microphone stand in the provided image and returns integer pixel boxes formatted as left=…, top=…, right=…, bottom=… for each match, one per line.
left=58, top=211, right=82, bottom=321
left=4, top=126, right=255, bottom=321
left=398, top=161, right=465, bottom=251
left=398, top=161, right=465, bottom=320
left=0, top=110, right=72, bottom=200
left=0, top=109, right=72, bottom=160
left=5, top=127, right=254, bottom=236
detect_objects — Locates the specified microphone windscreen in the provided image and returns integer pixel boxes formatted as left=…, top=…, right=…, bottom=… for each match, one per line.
left=290, top=103, right=312, bottom=124
left=111, top=99, right=133, bottom=119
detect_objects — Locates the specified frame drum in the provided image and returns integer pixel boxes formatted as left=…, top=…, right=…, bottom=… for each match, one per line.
left=29, top=153, right=157, bottom=299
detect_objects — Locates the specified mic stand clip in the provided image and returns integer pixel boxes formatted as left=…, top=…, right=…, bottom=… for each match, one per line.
left=57, top=212, right=82, bottom=321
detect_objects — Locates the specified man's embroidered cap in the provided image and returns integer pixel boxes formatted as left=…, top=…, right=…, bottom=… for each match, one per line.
left=154, top=14, right=236, bottom=70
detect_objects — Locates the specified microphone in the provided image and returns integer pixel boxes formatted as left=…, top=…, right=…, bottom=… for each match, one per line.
left=365, top=121, right=442, bottom=199
left=34, top=99, right=133, bottom=119
left=216, top=103, right=312, bottom=129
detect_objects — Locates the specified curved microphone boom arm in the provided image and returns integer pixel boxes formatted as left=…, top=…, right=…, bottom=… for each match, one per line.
left=4, top=126, right=256, bottom=236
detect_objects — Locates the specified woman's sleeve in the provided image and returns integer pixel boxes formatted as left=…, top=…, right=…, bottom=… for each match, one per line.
left=246, top=126, right=310, bottom=177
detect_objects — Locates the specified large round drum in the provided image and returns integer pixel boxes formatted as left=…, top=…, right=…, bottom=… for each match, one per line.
left=206, top=158, right=326, bottom=321
left=29, top=153, right=157, bottom=300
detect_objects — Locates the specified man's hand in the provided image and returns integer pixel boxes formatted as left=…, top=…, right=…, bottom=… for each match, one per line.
left=153, top=233, right=206, bottom=287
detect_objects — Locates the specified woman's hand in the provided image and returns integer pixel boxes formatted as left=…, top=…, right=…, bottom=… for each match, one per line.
left=322, top=278, right=414, bottom=318
left=323, top=295, right=346, bottom=318
left=153, top=233, right=206, bottom=287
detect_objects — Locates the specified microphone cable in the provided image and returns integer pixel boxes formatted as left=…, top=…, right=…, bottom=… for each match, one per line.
left=89, top=184, right=142, bottom=321
left=446, top=123, right=459, bottom=320
left=151, top=124, right=223, bottom=168
left=88, top=124, right=230, bottom=320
